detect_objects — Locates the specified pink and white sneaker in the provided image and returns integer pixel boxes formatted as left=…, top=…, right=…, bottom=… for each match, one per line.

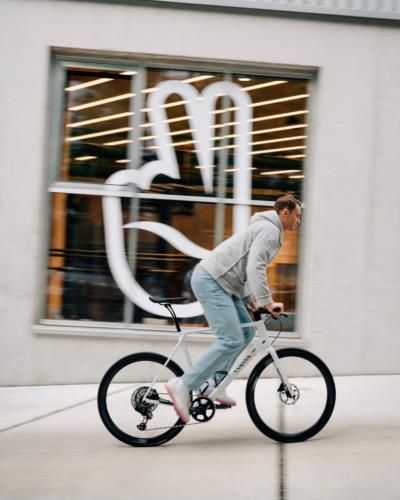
left=165, top=378, right=191, bottom=424
left=202, top=380, right=237, bottom=407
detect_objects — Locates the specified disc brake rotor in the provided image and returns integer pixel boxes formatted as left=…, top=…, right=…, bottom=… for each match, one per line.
left=279, top=384, right=300, bottom=405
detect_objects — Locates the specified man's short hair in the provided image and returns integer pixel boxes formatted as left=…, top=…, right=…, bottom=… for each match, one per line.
left=274, top=195, right=302, bottom=213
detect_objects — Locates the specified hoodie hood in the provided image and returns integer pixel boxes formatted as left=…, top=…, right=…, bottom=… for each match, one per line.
left=250, top=210, right=283, bottom=233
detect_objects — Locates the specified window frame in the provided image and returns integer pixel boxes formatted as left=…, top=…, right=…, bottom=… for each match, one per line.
left=37, top=49, right=315, bottom=339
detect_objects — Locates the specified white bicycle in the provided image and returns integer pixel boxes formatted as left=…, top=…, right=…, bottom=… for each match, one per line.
left=98, top=297, right=336, bottom=447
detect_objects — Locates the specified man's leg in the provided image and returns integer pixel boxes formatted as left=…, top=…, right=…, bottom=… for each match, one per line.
left=180, top=268, right=246, bottom=391
left=206, top=296, right=256, bottom=378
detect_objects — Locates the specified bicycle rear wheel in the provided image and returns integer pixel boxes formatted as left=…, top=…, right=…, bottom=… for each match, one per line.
left=246, top=348, right=336, bottom=443
left=97, top=352, right=185, bottom=447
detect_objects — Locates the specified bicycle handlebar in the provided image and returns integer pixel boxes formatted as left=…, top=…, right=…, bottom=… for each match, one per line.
left=253, top=308, right=288, bottom=321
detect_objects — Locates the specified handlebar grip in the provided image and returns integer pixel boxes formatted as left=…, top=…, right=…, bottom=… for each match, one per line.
left=254, top=308, right=288, bottom=320
left=253, top=310, right=262, bottom=321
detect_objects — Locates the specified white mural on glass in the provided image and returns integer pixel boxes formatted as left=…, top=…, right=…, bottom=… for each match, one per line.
left=103, top=80, right=252, bottom=317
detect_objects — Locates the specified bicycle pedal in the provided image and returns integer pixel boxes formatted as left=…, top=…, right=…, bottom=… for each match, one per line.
left=215, top=403, right=232, bottom=409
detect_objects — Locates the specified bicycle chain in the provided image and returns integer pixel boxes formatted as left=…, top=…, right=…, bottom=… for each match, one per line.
left=142, top=420, right=206, bottom=432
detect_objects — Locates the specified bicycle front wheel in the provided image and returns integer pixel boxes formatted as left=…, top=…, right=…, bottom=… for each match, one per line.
left=97, top=352, right=185, bottom=447
left=246, top=348, right=336, bottom=443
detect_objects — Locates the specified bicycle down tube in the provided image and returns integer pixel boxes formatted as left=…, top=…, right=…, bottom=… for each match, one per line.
left=207, top=316, right=296, bottom=401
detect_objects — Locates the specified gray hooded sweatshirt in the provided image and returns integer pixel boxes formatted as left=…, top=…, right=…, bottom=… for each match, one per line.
left=199, top=210, right=283, bottom=307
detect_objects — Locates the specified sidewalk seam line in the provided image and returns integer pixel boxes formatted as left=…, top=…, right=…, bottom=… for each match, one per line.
left=0, top=396, right=97, bottom=433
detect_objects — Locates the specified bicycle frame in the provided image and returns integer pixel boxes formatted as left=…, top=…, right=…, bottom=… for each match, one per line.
left=143, top=314, right=295, bottom=404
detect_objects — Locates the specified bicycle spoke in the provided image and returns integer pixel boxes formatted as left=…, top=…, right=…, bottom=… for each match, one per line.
left=98, top=353, right=185, bottom=446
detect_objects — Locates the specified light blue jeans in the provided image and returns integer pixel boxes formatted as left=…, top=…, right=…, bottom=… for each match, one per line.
left=181, top=266, right=255, bottom=391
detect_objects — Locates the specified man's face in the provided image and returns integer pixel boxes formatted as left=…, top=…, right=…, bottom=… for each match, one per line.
left=280, top=205, right=302, bottom=231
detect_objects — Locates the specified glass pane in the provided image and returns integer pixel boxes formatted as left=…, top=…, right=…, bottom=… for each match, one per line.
left=46, top=193, right=125, bottom=321
left=230, top=74, right=308, bottom=202
left=49, top=62, right=307, bottom=332
left=45, top=193, right=216, bottom=325
left=127, top=200, right=216, bottom=326
left=60, top=67, right=135, bottom=182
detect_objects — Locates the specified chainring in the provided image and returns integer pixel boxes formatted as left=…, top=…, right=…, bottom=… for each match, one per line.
left=190, top=397, right=216, bottom=422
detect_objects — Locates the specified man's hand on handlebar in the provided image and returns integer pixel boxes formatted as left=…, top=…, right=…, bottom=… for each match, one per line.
left=245, top=300, right=258, bottom=312
left=262, top=302, right=284, bottom=319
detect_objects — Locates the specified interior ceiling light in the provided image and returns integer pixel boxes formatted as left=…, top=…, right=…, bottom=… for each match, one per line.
left=213, top=106, right=239, bottom=115
left=251, top=124, right=307, bottom=136
left=164, top=116, right=193, bottom=124
left=103, top=139, right=132, bottom=146
left=116, top=159, right=131, bottom=163
left=69, top=93, right=135, bottom=111
left=238, top=77, right=251, bottom=82
left=260, top=169, right=302, bottom=176
left=120, top=71, right=137, bottom=75
left=241, top=80, right=288, bottom=92
left=195, top=165, right=216, bottom=169
left=65, top=78, right=113, bottom=92
left=212, top=133, right=238, bottom=141
left=284, top=154, right=306, bottom=159
left=251, top=94, right=309, bottom=108
left=171, top=139, right=197, bottom=147
left=211, top=94, right=307, bottom=115
left=163, top=100, right=188, bottom=109
left=183, top=75, right=216, bottom=83
left=139, top=135, right=158, bottom=141
left=212, top=121, right=239, bottom=129
left=75, top=156, right=97, bottom=161
left=167, top=128, right=195, bottom=136
left=251, top=135, right=307, bottom=147
left=210, top=144, right=237, bottom=151
left=67, top=127, right=133, bottom=142
left=289, top=174, right=305, bottom=179
left=224, top=167, right=256, bottom=172
left=252, top=145, right=306, bottom=155
left=68, top=111, right=134, bottom=128
left=251, top=110, right=308, bottom=123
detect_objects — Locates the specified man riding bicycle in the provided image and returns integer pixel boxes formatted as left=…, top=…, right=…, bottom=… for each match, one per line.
left=166, top=194, right=302, bottom=423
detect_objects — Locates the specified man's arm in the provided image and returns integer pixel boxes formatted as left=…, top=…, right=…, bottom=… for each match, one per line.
left=246, top=228, right=281, bottom=309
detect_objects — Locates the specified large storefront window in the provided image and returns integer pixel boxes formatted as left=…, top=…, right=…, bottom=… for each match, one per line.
left=46, top=57, right=309, bottom=331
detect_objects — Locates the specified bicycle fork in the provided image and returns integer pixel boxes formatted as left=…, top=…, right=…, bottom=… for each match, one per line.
left=256, top=319, right=297, bottom=400
left=268, top=348, right=296, bottom=399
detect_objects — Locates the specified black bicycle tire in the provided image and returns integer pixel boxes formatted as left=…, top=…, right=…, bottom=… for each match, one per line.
left=246, top=348, right=336, bottom=443
left=97, top=352, right=185, bottom=447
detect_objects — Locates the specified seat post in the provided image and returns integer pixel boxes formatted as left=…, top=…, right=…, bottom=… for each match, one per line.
left=164, top=304, right=181, bottom=332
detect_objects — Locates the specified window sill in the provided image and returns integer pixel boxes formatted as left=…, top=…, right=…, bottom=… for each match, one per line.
left=33, top=320, right=303, bottom=345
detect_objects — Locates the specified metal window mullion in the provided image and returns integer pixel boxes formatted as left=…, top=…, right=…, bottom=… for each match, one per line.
left=213, top=78, right=233, bottom=246
left=49, top=183, right=276, bottom=206
left=123, top=67, right=147, bottom=324
left=59, top=59, right=140, bottom=74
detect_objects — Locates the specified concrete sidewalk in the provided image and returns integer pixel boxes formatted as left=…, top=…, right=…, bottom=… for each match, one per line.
left=0, top=375, right=399, bottom=500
